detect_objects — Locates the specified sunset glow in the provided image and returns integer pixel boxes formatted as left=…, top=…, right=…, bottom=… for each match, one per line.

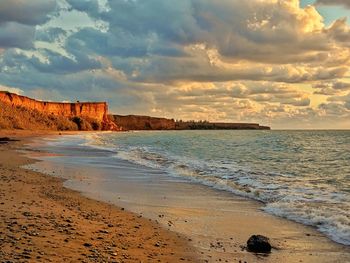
left=0, top=0, right=349, bottom=129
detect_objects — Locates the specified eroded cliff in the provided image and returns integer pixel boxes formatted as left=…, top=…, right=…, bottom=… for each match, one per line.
left=0, top=91, right=118, bottom=131
left=109, top=115, right=270, bottom=131
left=0, top=91, right=108, bottom=121
left=0, top=91, right=270, bottom=131
left=109, top=115, right=176, bottom=130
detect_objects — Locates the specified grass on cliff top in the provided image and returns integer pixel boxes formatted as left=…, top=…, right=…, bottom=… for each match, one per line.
left=0, top=102, right=102, bottom=131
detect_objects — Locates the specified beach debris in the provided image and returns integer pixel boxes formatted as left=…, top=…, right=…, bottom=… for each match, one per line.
left=247, top=235, right=271, bottom=253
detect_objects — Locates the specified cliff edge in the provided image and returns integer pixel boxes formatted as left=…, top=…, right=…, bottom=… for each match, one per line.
left=109, top=115, right=270, bottom=131
left=0, top=91, right=118, bottom=131
left=0, top=91, right=270, bottom=131
left=109, top=115, right=176, bottom=130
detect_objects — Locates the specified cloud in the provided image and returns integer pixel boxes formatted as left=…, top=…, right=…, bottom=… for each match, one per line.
left=316, top=0, right=350, bottom=8
left=325, top=18, right=350, bottom=45
left=0, top=22, right=35, bottom=49
left=319, top=102, right=349, bottom=116
left=35, top=27, right=67, bottom=42
left=0, top=0, right=57, bottom=49
left=122, top=81, right=311, bottom=122
left=313, top=81, right=350, bottom=95
left=28, top=49, right=103, bottom=74
left=73, top=1, right=328, bottom=62
left=0, top=84, right=23, bottom=94
left=0, top=0, right=350, bottom=128
left=59, top=0, right=350, bottom=85
left=0, top=0, right=57, bottom=25
left=66, top=0, right=100, bottom=14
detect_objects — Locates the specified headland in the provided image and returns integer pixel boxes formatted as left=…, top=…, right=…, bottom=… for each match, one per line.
left=0, top=91, right=270, bottom=131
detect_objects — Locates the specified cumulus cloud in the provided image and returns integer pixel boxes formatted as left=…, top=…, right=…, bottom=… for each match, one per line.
left=325, top=18, right=350, bottom=45
left=0, top=0, right=350, bottom=128
left=58, top=0, right=350, bottom=85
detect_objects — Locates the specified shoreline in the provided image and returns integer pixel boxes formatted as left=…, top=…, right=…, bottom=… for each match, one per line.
left=1, top=130, right=350, bottom=263
left=0, top=131, right=198, bottom=262
left=24, top=131, right=350, bottom=262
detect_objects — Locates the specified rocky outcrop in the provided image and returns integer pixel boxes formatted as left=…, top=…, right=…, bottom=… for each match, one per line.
left=109, top=115, right=176, bottom=130
left=0, top=91, right=118, bottom=131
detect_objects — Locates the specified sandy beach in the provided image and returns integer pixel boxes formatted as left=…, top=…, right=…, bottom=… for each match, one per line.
left=0, top=132, right=198, bottom=262
left=1, top=0, right=350, bottom=261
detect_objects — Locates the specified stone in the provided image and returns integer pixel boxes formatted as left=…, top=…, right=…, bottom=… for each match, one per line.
left=83, top=243, right=93, bottom=247
left=246, top=235, right=271, bottom=253
left=22, top=212, right=32, bottom=217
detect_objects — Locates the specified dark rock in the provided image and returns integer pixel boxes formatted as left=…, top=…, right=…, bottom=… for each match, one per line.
left=0, top=137, right=19, bottom=143
left=247, top=235, right=271, bottom=253
left=22, top=212, right=32, bottom=217
left=83, top=243, right=93, bottom=247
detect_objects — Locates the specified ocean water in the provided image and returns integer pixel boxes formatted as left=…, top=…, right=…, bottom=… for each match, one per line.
left=51, top=130, right=350, bottom=245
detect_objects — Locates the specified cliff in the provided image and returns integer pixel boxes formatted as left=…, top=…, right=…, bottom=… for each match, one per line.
left=175, top=121, right=270, bottom=130
left=0, top=91, right=118, bottom=131
left=109, top=115, right=270, bottom=131
left=0, top=91, right=108, bottom=121
left=109, top=115, right=176, bottom=130
left=0, top=91, right=270, bottom=131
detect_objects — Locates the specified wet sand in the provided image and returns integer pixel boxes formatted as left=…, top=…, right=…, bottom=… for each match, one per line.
left=25, top=133, right=350, bottom=263
left=0, top=131, right=198, bottom=262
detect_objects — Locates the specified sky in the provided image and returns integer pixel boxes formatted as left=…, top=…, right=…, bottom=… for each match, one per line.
left=0, top=0, right=350, bottom=129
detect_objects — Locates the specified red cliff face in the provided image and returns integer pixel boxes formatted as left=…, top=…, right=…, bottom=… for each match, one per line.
left=1, top=91, right=270, bottom=131
left=109, top=115, right=270, bottom=130
left=109, top=115, right=176, bottom=130
left=0, top=91, right=108, bottom=122
left=0, top=91, right=119, bottom=131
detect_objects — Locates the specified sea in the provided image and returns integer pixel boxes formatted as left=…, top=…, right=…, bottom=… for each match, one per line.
left=36, top=130, right=350, bottom=246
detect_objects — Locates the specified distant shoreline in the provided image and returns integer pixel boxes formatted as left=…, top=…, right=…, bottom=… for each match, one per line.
left=0, top=91, right=270, bottom=131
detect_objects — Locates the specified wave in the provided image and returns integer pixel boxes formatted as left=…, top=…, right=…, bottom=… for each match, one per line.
left=79, top=132, right=350, bottom=245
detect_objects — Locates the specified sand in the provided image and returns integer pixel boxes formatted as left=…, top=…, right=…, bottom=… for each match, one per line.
left=0, top=131, right=198, bottom=262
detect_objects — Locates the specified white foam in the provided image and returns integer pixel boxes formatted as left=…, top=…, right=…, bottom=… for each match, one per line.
left=51, top=132, right=350, bottom=246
